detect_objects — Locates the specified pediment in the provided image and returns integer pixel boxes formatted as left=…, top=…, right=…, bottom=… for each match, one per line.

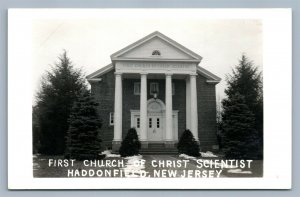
left=111, top=31, right=202, bottom=62
left=87, top=32, right=221, bottom=84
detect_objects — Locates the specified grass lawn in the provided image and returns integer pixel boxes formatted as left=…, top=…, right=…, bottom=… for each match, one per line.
left=33, top=154, right=263, bottom=178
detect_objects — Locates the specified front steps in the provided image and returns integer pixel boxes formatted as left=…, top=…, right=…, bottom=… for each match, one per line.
left=140, top=143, right=178, bottom=155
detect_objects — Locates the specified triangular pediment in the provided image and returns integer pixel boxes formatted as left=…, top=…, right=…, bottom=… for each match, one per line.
left=111, top=31, right=202, bottom=62
left=87, top=31, right=221, bottom=84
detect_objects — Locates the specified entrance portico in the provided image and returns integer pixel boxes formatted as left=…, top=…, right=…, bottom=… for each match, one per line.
left=112, top=64, right=199, bottom=150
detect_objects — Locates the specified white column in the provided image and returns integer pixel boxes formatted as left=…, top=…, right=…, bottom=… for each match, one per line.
left=190, top=74, right=199, bottom=141
left=186, top=76, right=191, bottom=130
left=113, top=72, right=122, bottom=142
left=165, top=73, right=173, bottom=141
left=140, top=72, right=148, bottom=141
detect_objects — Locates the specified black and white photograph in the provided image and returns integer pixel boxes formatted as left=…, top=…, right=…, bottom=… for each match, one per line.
left=8, top=9, right=291, bottom=189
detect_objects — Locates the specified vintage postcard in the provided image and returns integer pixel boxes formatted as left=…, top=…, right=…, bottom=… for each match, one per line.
left=8, top=9, right=291, bottom=189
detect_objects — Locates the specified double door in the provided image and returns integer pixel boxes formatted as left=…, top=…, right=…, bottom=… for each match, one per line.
left=132, top=111, right=178, bottom=142
left=147, top=116, right=163, bottom=141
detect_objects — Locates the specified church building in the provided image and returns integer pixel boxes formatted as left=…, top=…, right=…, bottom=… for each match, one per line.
left=87, top=31, right=221, bottom=154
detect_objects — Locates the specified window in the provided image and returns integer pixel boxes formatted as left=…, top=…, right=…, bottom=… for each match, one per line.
left=152, top=50, right=161, bottom=56
left=134, top=82, right=141, bottom=95
left=137, top=118, right=140, bottom=128
left=157, top=118, right=160, bottom=128
left=150, top=83, right=159, bottom=95
left=149, top=118, right=152, bottom=128
left=172, top=83, right=175, bottom=95
left=109, top=112, right=114, bottom=126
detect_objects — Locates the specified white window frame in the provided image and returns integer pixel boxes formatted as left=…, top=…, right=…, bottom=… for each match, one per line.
left=150, top=82, right=159, bottom=95
left=109, top=112, right=114, bottom=126
left=134, top=82, right=141, bottom=95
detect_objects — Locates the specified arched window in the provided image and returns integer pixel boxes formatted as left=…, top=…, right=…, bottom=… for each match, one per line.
left=152, top=50, right=161, bottom=56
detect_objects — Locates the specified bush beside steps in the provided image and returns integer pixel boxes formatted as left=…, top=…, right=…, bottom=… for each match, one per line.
left=177, top=129, right=200, bottom=157
left=119, top=128, right=141, bottom=157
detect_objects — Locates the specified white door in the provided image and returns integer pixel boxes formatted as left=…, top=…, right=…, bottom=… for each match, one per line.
left=147, top=115, right=163, bottom=141
left=133, top=116, right=141, bottom=137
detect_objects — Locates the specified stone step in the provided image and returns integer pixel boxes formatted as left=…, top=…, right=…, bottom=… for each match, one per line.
left=141, top=149, right=177, bottom=152
left=148, top=143, right=165, bottom=147
left=140, top=152, right=178, bottom=155
left=148, top=144, right=165, bottom=146
left=140, top=148, right=178, bottom=155
left=147, top=147, right=165, bottom=149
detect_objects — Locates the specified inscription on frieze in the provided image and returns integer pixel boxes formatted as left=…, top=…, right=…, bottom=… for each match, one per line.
left=116, top=62, right=196, bottom=73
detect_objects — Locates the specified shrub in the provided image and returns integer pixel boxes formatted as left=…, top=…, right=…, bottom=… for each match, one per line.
left=177, top=129, right=200, bottom=157
left=119, top=128, right=141, bottom=157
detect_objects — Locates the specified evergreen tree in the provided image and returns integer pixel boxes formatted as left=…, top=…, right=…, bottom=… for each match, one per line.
left=226, top=55, right=263, bottom=136
left=32, top=106, right=41, bottom=154
left=34, top=50, right=87, bottom=155
left=65, top=90, right=102, bottom=160
left=221, top=93, right=259, bottom=159
left=177, top=129, right=200, bottom=157
left=119, top=128, right=141, bottom=157
left=221, top=54, right=263, bottom=159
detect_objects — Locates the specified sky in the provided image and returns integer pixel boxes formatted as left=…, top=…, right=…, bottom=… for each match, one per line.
left=32, top=10, right=262, bottom=104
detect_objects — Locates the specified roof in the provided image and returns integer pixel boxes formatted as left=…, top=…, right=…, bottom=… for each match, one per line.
left=197, top=66, right=221, bottom=83
left=86, top=63, right=113, bottom=79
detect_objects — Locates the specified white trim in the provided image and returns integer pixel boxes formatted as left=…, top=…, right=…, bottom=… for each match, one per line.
left=111, top=58, right=201, bottom=63
left=87, top=63, right=221, bottom=82
left=109, top=112, right=114, bottom=126
left=206, top=80, right=221, bottom=84
left=147, top=98, right=166, bottom=111
left=113, top=73, right=122, bottom=141
left=86, top=63, right=114, bottom=79
left=140, top=73, right=148, bottom=141
left=87, top=78, right=102, bottom=82
left=197, top=66, right=221, bottom=82
left=186, top=77, right=191, bottom=130
left=190, top=74, right=198, bottom=141
left=165, top=74, right=173, bottom=141
left=110, top=31, right=203, bottom=61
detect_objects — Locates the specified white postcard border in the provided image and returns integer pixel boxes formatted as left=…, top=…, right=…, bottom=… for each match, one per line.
left=8, top=9, right=292, bottom=189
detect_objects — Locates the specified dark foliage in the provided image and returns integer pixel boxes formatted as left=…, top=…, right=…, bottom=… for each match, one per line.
left=220, top=54, right=263, bottom=159
left=177, top=129, right=200, bottom=157
left=34, top=50, right=87, bottom=155
left=32, top=106, right=41, bottom=154
left=119, top=128, right=141, bottom=157
left=221, top=93, right=259, bottom=159
left=65, top=90, right=102, bottom=160
left=225, top=55, right=263, bottom=132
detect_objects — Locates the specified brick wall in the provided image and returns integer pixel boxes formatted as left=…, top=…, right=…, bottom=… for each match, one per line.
left=91, top=70, right=115, bottom=150
left=197, top=74, right=218, bottom=151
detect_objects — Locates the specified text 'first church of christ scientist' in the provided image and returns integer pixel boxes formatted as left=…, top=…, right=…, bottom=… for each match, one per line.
left=87, top=31, right=221, bottom=154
